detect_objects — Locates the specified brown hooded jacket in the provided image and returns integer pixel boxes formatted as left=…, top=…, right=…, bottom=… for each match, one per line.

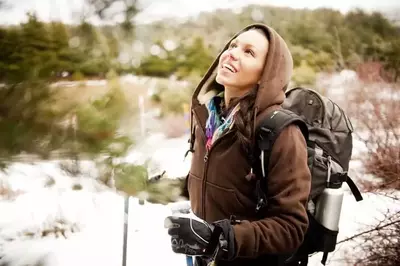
left=186, top=23, right=311, bottom=265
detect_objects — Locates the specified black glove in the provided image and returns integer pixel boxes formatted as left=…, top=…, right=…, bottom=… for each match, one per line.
left=164, top=215, right=236, bottom=260
left=164, top=215, right=216, bottom=256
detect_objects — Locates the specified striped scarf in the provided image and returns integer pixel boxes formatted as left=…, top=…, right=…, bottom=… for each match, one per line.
left=205, top=93, right=240, bottom=150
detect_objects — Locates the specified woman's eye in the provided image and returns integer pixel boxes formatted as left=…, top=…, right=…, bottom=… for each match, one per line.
left=229, top=43, right=237, bottom=48
left=245, top=49, right=254, bottom=56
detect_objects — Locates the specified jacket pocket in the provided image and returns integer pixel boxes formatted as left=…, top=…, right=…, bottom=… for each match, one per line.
left=205, top=181, right=250, bottom=221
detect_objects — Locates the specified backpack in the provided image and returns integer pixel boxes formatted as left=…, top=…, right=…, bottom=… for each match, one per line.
left=254, top=87, right=364, bottom=265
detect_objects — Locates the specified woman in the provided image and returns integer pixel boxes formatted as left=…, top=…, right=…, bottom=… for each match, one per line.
left=165, top=23, right=311, bottom=266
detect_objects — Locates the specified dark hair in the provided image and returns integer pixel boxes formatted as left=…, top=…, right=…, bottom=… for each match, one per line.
left=230, top=27, right=269, bottom=159
left=228, top=86, right=258, bottom=157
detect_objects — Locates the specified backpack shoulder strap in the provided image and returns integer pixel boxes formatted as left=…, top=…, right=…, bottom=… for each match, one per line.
left=253, top=109, right=308, bottom=213
left=256, top=109, right=308, bottom=177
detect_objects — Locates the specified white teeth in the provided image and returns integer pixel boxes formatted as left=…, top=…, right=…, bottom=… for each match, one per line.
left=223, top=63, right=235, bottom=73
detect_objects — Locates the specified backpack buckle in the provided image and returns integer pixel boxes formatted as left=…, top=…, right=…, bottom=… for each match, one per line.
left=256, top=198, right=266, bottom=212
left=229, top=215, right=242, bottom=225
left=255, top=179, right=268, bottom=212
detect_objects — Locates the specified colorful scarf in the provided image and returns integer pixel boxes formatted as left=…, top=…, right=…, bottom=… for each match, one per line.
left=205, top=92, right=240, bottom=150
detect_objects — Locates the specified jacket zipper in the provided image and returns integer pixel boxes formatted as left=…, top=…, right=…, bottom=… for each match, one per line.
left=193, top=109, right=235, bottom=220
left=203, top=130, right=234, bottom=162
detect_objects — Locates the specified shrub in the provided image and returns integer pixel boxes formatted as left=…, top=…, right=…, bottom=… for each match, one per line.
left=71, top=71, right=84, bottom=81
left=292, top=60, right=317, bottom=87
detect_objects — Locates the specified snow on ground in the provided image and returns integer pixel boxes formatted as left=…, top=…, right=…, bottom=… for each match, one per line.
left=0, top=133, right=192, bottom=266
left=0, top=133, right=191, bottom=195
left=0, top=191, right=188, bottom=266
left=0, top=190, right=124, bottom=266
left=0, top=133, right=398, bottom=266
left=0, top=160, right=101, bottom=194
left=1, top=188, right=398, bottom=266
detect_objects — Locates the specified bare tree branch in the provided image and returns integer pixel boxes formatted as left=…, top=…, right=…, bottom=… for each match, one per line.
left=337, top=218, right=400, bottom=245
left=370, top=191, right=400, bottom=201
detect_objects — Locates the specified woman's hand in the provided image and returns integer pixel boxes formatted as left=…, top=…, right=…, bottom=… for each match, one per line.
left=164, top=215, right=215, bottom=256
left=164, top=214, right=237, bottom=262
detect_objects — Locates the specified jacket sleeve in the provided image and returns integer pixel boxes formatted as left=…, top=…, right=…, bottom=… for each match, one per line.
left=232, top=124, right=311, bottom=258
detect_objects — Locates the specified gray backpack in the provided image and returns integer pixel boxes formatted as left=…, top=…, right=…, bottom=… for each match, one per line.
left=254, top=87, right=363, bottom=265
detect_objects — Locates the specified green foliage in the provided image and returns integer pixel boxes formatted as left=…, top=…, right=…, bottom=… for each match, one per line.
left=79, top=58, right=109, bottom=77
left=71, top=71, right=84, bottom=81
left=114, top=162, right=149, bottom=195
left=146, top=179, right=185, bottom=204
left=72, top=183, right=83, bottom=190
left=0, top=80, right=65, bottom=160
left=382, top=39, right=400, bottom=82
left=152, top=86, right=192, bottom=116
left=175, top=37, right=215, bottom=79
left=1, top=7, right=398, bottom=82
left=292, top=60, right=317, bottom=87
left=110, top=162, right=184, bottom=203
left=74, top=84, right=131, bottom=155
left=137, top=54, right=176, bottom=77
left=0, top=77, right=134, bottom=168
left=135, top=6, right=399, bottom=76
left=0, top=34, right=134, bottom=170
left=160, top=90, right=186, bottom=115
left=0, top=5, right=162, bottom=201
left=136, top=37, right=214, bottom=80
left=0, top=14, right=52, bottom=82
left=291, top=46, right=335, bottom=71
left=0, top=13, right=128, bottom=82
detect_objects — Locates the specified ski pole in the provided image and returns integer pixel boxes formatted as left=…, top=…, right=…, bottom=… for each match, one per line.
left=122, top=196, right=129, bottom=266
left=186, top=255, right=194, bottom=266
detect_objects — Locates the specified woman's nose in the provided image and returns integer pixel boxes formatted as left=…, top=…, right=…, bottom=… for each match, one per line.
left=227, top=49, right=239, bottom=61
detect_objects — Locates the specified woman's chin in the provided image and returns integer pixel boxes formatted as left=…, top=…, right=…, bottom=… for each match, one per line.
left=216, top=74, right=232, bottom=87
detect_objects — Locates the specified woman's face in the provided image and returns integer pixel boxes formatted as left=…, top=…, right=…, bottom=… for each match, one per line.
left=216, top=29, right=269, bottom=94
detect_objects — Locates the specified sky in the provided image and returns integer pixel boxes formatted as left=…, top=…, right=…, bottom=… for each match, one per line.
left=0, top=0, right=399, bottom=25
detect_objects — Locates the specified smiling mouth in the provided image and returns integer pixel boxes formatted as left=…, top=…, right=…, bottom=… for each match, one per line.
left=222, top=63, right=237, bottom=73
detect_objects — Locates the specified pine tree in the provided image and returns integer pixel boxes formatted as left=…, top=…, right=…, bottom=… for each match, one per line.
left=18, top=12, right=54, bottom=80
left=0, top=27, right=22, bottom=81
left=49, top=22, right=73, bottom=77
